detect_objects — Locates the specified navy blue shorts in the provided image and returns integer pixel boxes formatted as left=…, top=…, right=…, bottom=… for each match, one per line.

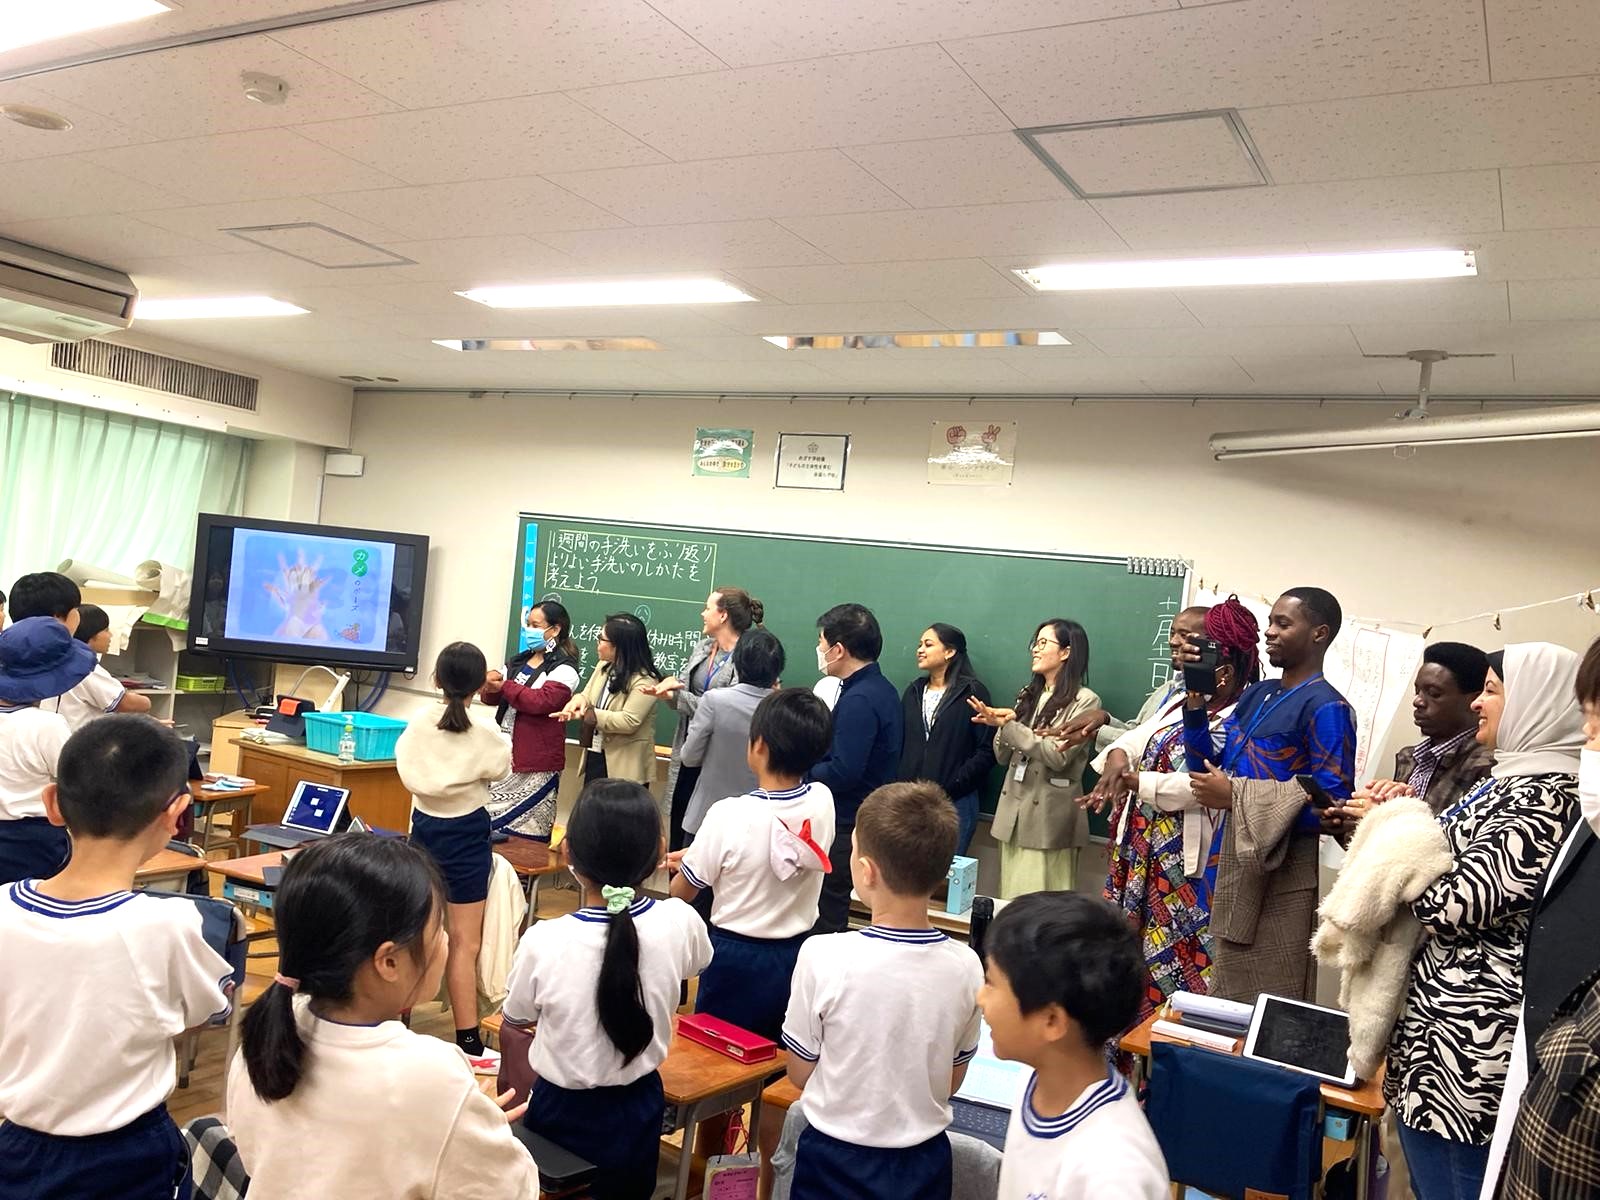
left=0, top=817, right=70, bottom=887
left=524, top=1070, right=663, bottom=1200
left=792, top=1125, right=951, bottom=1200
left=695, top=926, right=806, bottom=1042
left=409, top=808, right=491, bottom=904
left=0, top=1104, right=190, bottom=1200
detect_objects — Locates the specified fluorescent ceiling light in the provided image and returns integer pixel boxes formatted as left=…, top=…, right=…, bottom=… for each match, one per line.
left=134, top=296, right=309, bottom=320
left=457, top=278, right=755, bottom=308
left=434, top=336, right=662, bottom=352
left=1, top=0, right=169, bottom=54
left=1017, top=249, right=1476, bottom=292
left=1210, top=402, right=1600, bottom=460
left=762, top=329, right=1070, bottom=349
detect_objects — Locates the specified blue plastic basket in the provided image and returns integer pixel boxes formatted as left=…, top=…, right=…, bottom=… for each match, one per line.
left=302, top=711, right=406, bottom=761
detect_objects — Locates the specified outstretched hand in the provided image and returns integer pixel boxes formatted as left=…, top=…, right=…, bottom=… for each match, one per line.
left=1189, top=760, right=1233, bottom=810
left=967, top=696, right=1016, bottom=727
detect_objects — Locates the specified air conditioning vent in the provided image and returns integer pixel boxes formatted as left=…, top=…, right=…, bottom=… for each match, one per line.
left=50, top=340, right=259, bottom=412
left=0, top=237, right=136, bottom=344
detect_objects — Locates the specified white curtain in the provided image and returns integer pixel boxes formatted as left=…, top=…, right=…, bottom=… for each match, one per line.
left=0, top=390, right=249, bottom=584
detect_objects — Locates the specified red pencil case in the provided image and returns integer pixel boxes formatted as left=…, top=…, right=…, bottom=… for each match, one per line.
left=679, top=1013, right=778, bottom=1063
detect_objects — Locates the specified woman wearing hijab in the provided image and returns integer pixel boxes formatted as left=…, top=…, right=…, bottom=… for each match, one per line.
left=1383, top=643, right=1584, bottom=1200
left=1084, top=596, right=1262, bottom=1023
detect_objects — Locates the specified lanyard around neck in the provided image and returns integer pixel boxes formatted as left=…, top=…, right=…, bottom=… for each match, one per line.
left=1439, top=778, right=1495, bottom=824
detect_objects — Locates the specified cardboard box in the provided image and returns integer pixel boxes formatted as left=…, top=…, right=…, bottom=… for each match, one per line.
left=945, top=855, right=978, bottom=915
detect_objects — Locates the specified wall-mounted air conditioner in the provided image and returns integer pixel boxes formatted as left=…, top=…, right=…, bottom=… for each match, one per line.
left=0, top=236, right=137, bottom=344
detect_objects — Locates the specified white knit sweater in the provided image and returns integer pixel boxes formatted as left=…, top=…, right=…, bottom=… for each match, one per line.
left=394, top=703, right=511, bottom=820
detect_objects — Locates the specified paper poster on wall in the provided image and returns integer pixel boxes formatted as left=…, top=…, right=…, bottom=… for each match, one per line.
left=692, top=428, right=754, bottom=478
left=928, top=420, right=1016, bottom=485
left=774, top=433, right=849, bottom=490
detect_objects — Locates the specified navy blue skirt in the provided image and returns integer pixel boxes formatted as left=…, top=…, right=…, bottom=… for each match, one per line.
left=409, top=808, right=491, bottom=904
left=695, top=926, right=806, bottom=1042
left=524, top=1070, right=663, bottom=1200
left=0, top=1105, right=190, bottom=1200
left=792, top=1125, right=952, bottom=1200
left=0, top=817, right=70, bottom=886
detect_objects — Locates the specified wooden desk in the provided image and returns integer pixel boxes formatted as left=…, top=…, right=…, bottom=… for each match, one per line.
left=231, top=737, right=411, bottom=830
left=493, top=838, right=566, bottom=930
left=206, top=850, right=286, bottom=911
left=136, top=848, right=204, bottom=890
left=1120, top=1008, right=1385, bottom=1198
left=192, top=783, right=269, bottom=857
left=481, top=1011, right=786, bottom=1200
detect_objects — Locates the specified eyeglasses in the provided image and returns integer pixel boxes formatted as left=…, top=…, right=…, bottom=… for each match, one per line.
left=1031, top=637, right=1060, bottom=650
left=597, top=635, right=612, bottom=644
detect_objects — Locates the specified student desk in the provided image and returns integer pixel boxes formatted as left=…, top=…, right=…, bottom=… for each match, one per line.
left=481, top=1011, right=786, bottom=1200
left=206, top=850, right=287, bottom=911
left=136, top=848, right=206, bottom=890
left=229, top=737, right=411, bottom=830
left=492, top=837, right=565, bottom=930
left=1119, top=1009, right=1386, bottom=1200
left=191, top=783, right=270, bottom=857
left=848, top=891, right=1008, bottom=938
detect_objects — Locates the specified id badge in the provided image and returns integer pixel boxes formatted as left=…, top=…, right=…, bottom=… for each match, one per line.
left=1012, top=757, right=1028, bottom=783
left=592, top=730, right=605, bottom=752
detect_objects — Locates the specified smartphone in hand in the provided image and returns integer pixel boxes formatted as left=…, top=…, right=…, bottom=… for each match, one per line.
left=1183, top=636, right=1224, bottom=694
left=1295, top=773, right=1339, bottom=809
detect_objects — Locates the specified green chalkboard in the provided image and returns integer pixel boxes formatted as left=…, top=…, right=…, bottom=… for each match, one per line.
left=505, top=515, right=1188, bottom=826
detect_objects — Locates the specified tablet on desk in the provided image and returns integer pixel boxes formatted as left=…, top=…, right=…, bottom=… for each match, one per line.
left=1242, top=994, right=1359, bottom=1086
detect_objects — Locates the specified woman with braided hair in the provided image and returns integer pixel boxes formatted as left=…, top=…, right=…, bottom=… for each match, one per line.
left=1085, top=596, right=1262, bottom=1022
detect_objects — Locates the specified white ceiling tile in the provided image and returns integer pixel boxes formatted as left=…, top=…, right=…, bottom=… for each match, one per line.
left=271, top=0, right=724, bottom=108
left=1229, top=356, right=1395, bottom=394
left=132, top=198, right=405, bottom=251
left=842, top=134, right=1067, bottom=208
left=1133, top=356, right=1258, bottom=390
left=660, top=336, right=794, bottom=363
left=0, top=213, right=219, bottom=264
left=538, top=221, right=832, bottom=270
left=777, top=200, right=1124, bottom=264
left=734, top=260, right=1022, bottom=305
left=646, top=0, right=1174, bottom=67
left=125, top=312, right=395, bottom=347
left=1485, top=1, right=1600, bottom=83
left=1472, top=230, right=1600, bottom=282
left=1093, top=171, right=1503, bottom=248
left=34, top=35, right=401, bottom=140
left=648, top=360, right=835, bottom=390
left=337, top=290, right=743, bottom=338
left=1383, top=354, right=1514, bottom=391
left=804, top=352, right=1027, bottom=387
left=1000, top=355, right=1158, bottom=390
left=1032, top=114, right=1263, bottom=195
left=1244, top=78, right=1600, bottom=184
left=121, top=250, right=377, bottom=292
left=1501, top=164, right=1600, bottom=231
left=0, top=88, right=151, bottom=163
left=1083, top=324, right=1361, bottom=357
left=706, top=301, right=943, bottom=335
left=913, top=293, right=1202, bottom=330
left=570, top=45, right=1009, bottom=160
left=945, top=0, right=1488, bottom=126
left=1350, top=320, right=1600, bottom=357
left=1508, top=280, right=1600, bottom=321
left=547, top=151, right=906, bottom=224
left=370, top=235, right=577, bottom=283
left=293, top=94, right=665, bottom=186
left=79, top=129, right=403, bottom=205
left=1181, top=280, right=1510, bottom=326
left=314, top=177, right=628, bottom=239
left=0, top=156, right=183, bottom=222
left=1509, top=353, right=1600, bottom=387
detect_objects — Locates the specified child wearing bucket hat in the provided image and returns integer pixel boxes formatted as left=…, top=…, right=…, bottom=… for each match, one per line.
left=0, top=618, right=98, bottom=884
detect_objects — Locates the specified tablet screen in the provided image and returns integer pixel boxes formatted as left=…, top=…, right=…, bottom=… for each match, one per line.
left=1251, top=998, right=1352, bottom=1080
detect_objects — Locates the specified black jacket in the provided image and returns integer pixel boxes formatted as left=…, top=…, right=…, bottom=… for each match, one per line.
left=898, top=675, right=996, bottom=801
left=1521, top=822, right=1600, bottom=1069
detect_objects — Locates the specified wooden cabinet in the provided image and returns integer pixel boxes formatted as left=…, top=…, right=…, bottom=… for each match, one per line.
left=231, top=738, right=412, bottom=832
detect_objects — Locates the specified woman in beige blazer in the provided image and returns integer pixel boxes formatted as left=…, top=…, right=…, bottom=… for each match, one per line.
left=554, top=612, right=663, bottom=787
left=969, top=617, right=1100, bottom=899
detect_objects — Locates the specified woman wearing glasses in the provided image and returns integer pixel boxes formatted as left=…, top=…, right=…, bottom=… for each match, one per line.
left=969, top=618, right=1099, bottom=898
left=553, top=613, right=664, bottom=787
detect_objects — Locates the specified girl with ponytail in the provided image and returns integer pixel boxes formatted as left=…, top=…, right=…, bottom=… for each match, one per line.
left=395, top=640, right=511, bottom=1065
left=227, top=835, right=540, bottom=1197
left=503, top=780, right=712, bottom=1200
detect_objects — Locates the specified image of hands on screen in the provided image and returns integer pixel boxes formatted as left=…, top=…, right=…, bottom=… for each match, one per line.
left=226, top=531, right=396, bottom=653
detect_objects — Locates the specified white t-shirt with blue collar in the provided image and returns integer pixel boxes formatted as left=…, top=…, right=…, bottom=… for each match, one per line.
left=502, top=895, right=711, bottom=1089
left=782, top=925, right=982, bottom=1147
left=997, top=1069, right=1168, bottom=1200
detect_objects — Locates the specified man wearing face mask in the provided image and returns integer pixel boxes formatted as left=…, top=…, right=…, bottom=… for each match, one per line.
left=807, top=603, right=903, bottom=933
left=1482, top=635, right=1600, bottom=1198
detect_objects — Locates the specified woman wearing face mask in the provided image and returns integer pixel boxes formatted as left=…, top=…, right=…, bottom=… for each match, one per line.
left=481, top=601, right=581, bottom=843
left=1383, top=643, right=1583, bottom=1200
left=1479, top=635, right=1600, bottom=1197
left=647, top=588, right=763, bottom=851
left=969, top=618, right=1099, bottom=899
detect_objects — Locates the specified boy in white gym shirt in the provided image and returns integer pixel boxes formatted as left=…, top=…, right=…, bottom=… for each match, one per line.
left=780, top=781, right=982, bottom=1200
left=0, top=716, right=233, bottom=1200
left=980, top=891, right=1168, bottom=1200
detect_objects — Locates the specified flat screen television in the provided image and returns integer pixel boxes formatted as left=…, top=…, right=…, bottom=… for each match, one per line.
left=187, top=514, right=429, bottom=673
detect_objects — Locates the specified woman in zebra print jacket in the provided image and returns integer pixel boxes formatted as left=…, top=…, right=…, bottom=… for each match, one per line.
left=1383, top=643, right=1584, bottom=1200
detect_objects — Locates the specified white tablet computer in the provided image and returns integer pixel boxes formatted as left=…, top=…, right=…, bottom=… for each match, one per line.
left=1242, top=994, right=1359, bottom=1086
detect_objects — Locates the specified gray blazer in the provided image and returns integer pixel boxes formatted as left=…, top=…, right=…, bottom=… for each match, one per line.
left=679, top=682, right=769, bottom=835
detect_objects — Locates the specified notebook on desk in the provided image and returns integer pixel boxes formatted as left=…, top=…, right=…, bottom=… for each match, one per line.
left=950, top=1019, right=1029, bottom=1150
left=245, top=781, right=353, bottom=849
